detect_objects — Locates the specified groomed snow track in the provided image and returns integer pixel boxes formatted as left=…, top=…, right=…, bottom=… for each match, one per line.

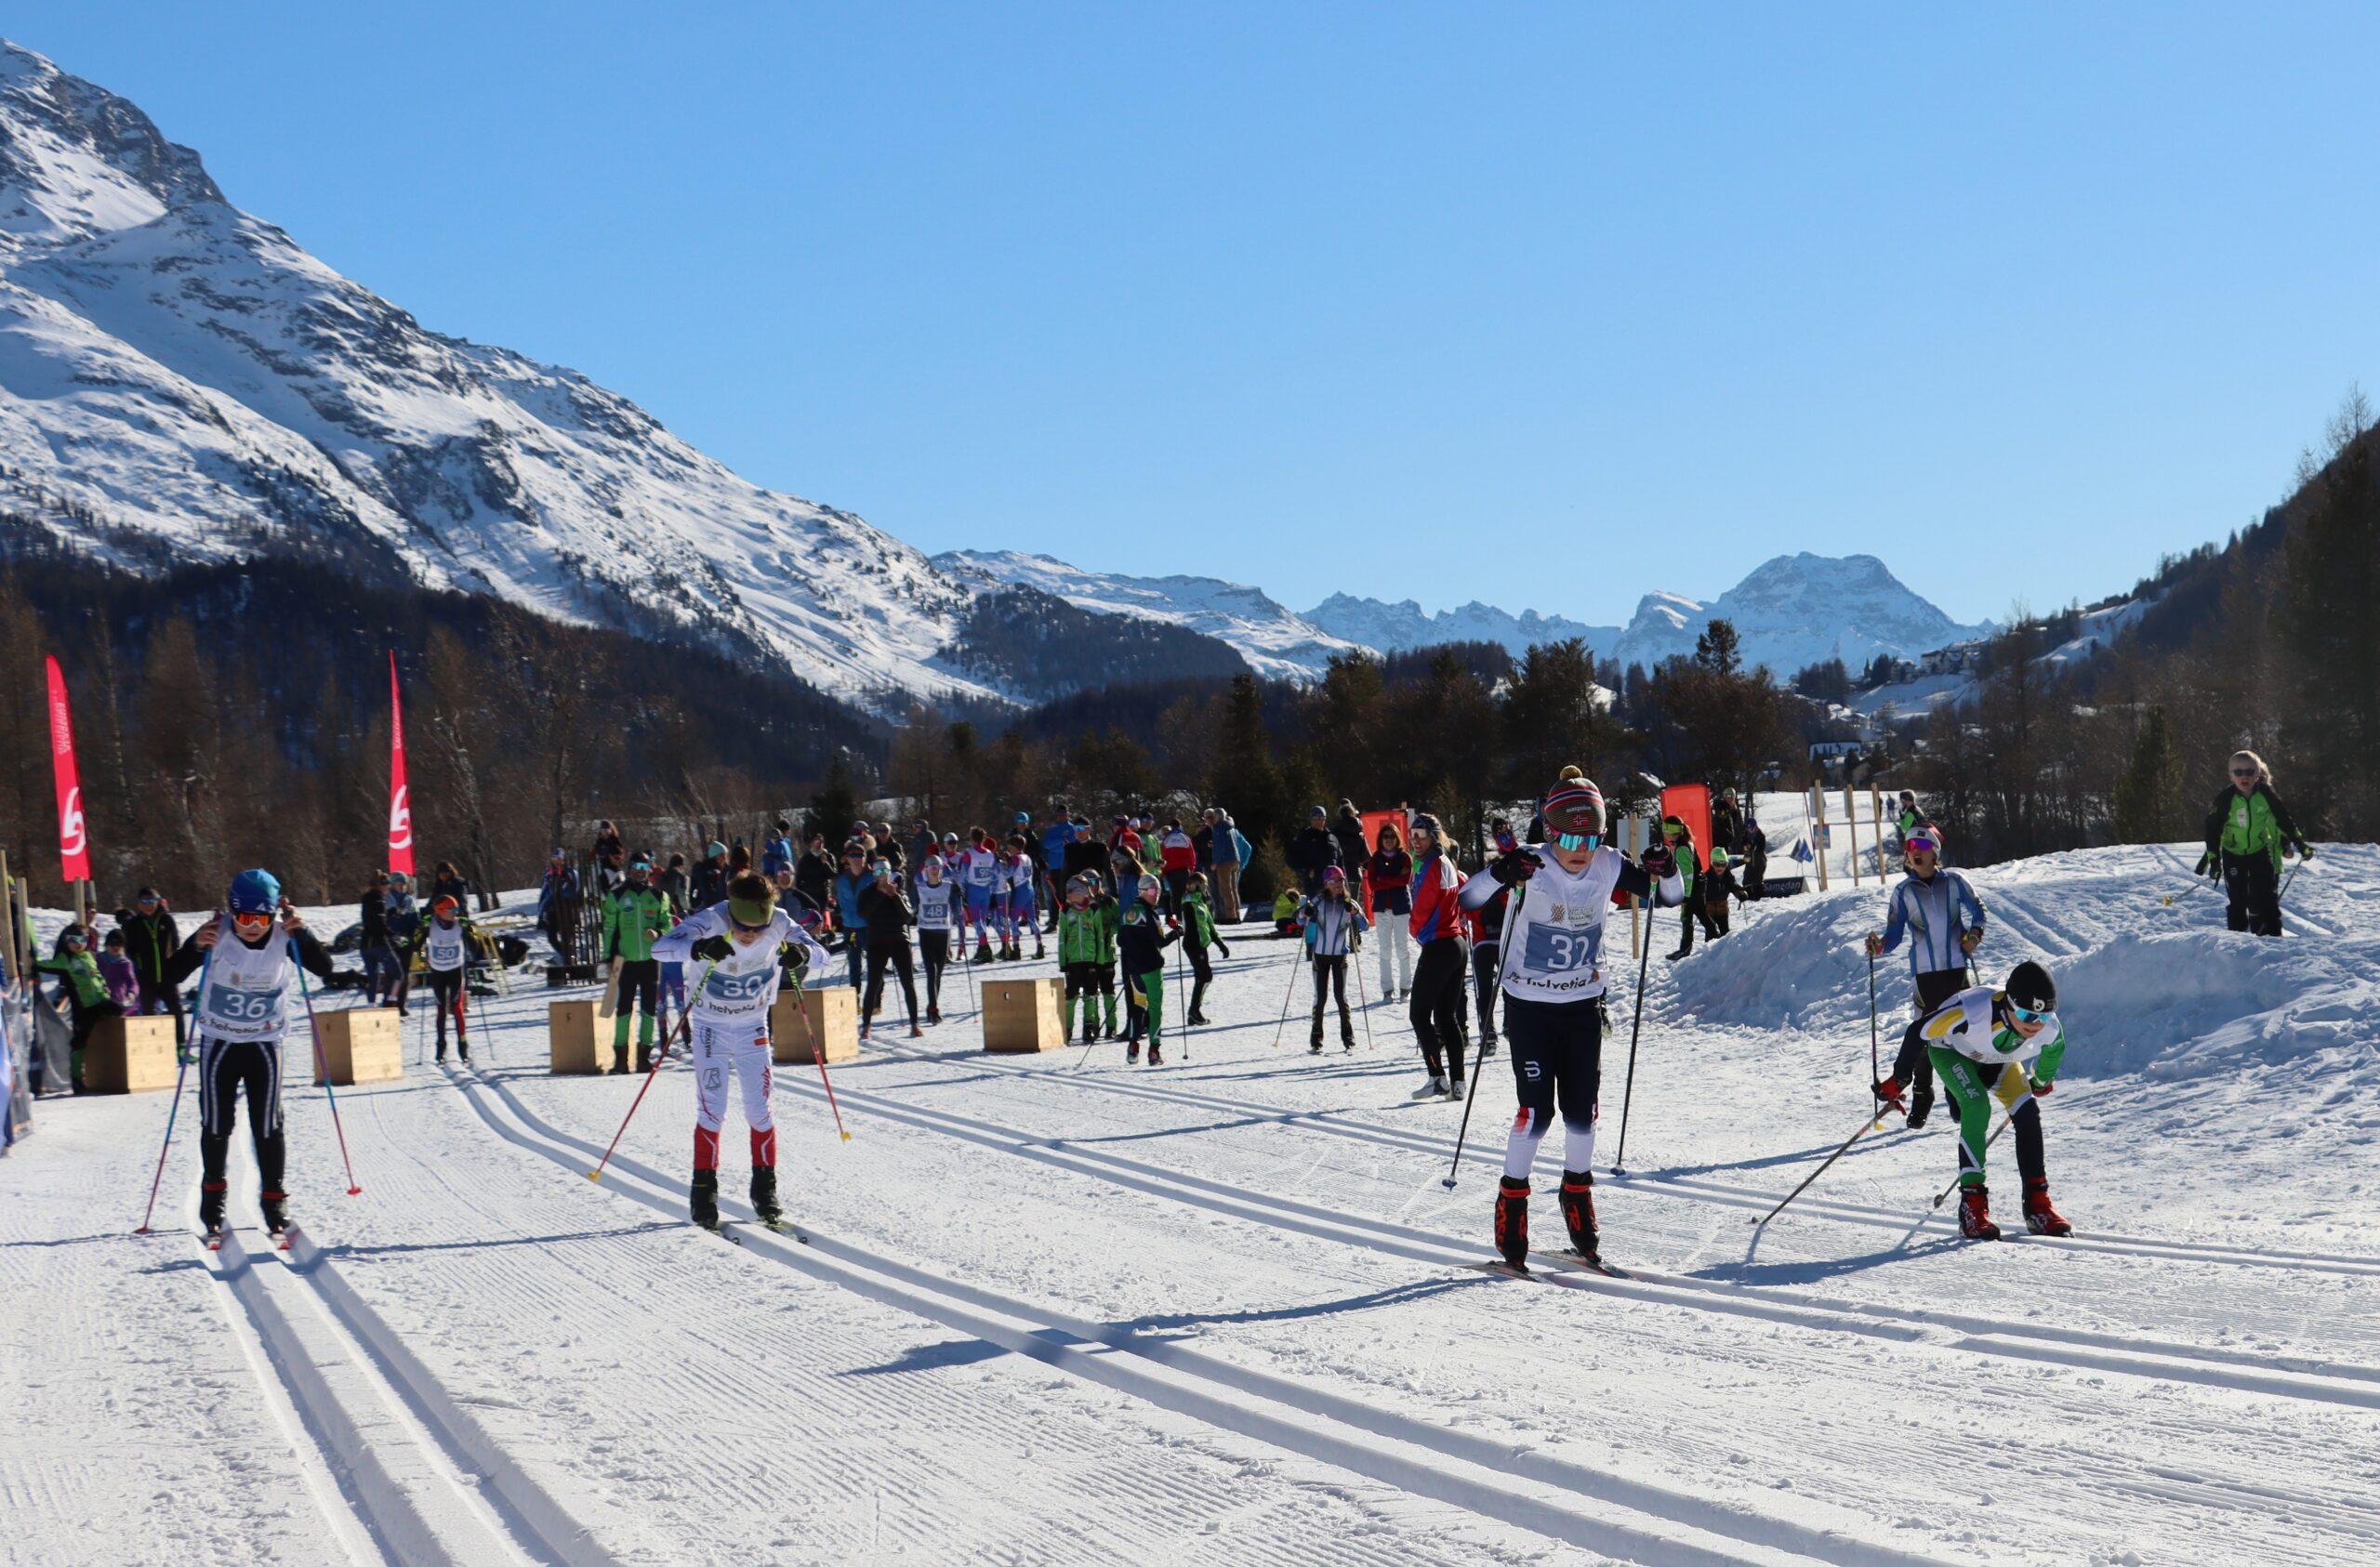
left=443, top=1060, right=1951, bottom=1567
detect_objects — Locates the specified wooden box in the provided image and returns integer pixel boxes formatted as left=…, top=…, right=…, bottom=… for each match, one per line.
left=982, top=976, right=1065, bottom=1054
left=83, top=1015, right=178, bottom=1093
left=773, top=987, right=859, bottom=1064
left=548, top=999, right=612, bottom=1074
left=311, top=1007, right=403, bottom=1085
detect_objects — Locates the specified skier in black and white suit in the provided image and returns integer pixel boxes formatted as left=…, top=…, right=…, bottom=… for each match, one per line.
left=162, top=868, right=337, bottom=1240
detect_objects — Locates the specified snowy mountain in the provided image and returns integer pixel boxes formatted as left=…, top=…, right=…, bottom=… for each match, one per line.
left=0, top=41, right=1013, bottom=710
left=1302, top=593, right=1621, bottom=663
left=1606, top=553, right=1991, bottom=676
left=932, top=549, right=1367, bottom=682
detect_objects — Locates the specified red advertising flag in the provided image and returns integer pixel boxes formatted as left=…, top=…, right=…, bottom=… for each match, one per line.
left=45, top=654, right=91, bottom=882
left=387, top=651, right=416, bottom=876
left=1659, top=783, right=1712, bottom=872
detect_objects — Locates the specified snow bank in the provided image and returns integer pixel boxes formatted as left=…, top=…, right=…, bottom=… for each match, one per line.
left=2057, top=929, right=2380, bottom=1079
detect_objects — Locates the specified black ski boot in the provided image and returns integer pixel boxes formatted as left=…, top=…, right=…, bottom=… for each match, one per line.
left=1494, top=1178, right=1530, bottom=1271
left=260, top=1191, right=290, bottom=1237
left=613, top=1047, right=629, bottom=1074
left=1558, top=1171, right=1598, bottom=1261
left=1905, top=1083, right=1935, bottom=1130
left=1342, top=1028, right=1357, bottom=1052
left=1147, top=1041, right=1165, bottom=1066
left=690, top=1169, right=721, bottom=1231
left=750, top=1167, right=782, bottom=1227
left=457, top=1039, right=470, bottom=1063
left=200, top=1179, right=228, bottom=1239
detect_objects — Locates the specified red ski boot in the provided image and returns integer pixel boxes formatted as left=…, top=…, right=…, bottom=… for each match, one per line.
left=1494, top=1177, right=1530, bottom=1271
left=2022, top=1178, right=2072, bottom=1236
left=1558, top=1170, right=1599, bottom=1262
left=1957, top=1184, right=2001, bottom=1241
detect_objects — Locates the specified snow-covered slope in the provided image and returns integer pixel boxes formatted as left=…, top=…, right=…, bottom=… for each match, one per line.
left=1609, top=553, right=1991, bottom=676
left=0, top=41, right=1001, bottom=709
left=12, top=841, right=2380, bottom=1565
left=934, top=548, right=1366, bottom=682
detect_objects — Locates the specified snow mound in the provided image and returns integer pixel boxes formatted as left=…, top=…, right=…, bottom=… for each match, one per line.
left=2056, top=929, right=2380, bottom=1079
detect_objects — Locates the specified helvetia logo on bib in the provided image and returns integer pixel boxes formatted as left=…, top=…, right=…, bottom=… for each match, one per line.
left=60, top=786, right=86, bottom=857
left=390, top=784, right=413, bottom=849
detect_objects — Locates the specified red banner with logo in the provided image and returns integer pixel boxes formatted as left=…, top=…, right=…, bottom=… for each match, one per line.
left=46, top=654, right=91, bottom=883
left=387, top=651, right=416, bottom=876
left=1659, top=783, right=1712, bottom=871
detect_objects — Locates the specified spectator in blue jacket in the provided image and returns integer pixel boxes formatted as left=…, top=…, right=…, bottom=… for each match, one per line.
left=1205, top=807, right=1250, bottom=923
left=832, top=839, right=874, bottom=989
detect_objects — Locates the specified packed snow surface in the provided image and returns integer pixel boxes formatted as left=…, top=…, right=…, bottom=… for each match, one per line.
left=9, top=841, right=2379, bottom=1564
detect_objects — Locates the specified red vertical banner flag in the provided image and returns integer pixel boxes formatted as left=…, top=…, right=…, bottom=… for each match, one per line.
left=45, top=654, right=92, bottom=882
left=387, top=651, right=415, bottom=877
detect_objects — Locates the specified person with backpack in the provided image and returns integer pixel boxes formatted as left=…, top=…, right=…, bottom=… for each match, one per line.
left=1300, top=866, right=1371, bottom=1053
left=1180, top=872, right=1230, bottom=1025
left=1863, top=826, right=1987, bottom=1128
left=652, top=872, right=832, bottom=1229
left=161, top=870, right=337, bottom=1240
left=2198, top=750, right=2312, bottom=937
left=1059, top=872, right=1121, bottom=1044
left=403, top=893, right=479, bottom=1062
left=1874, top=960, right=2075, bottom=1240
left=603, top=854, right=673, bottom=1072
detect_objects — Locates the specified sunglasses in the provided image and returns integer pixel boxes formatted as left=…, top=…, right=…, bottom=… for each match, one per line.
left=729, top=915, right=772, bottom=934
left=137, top=894, right=160, bottom=905
left=2229, top=769, right=2257, bottom=779
left=2010, top=1004, right=2050, bottom=1024
left=1551, top=831, right=1600, bottom=851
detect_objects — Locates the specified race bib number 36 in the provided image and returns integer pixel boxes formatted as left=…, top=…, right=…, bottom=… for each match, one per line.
left=206, top=985, right=285, bottom=1028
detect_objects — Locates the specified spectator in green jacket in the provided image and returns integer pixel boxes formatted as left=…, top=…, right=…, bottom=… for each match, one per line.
left=602, top=854, right=672, bottom=1071
left=2198, top=749, right=2311, bottom=937
left=37, top=925, right=119, bottom=1091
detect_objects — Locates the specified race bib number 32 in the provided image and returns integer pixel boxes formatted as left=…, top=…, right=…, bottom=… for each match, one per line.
left=1521, top=921, right=1602, bottom=976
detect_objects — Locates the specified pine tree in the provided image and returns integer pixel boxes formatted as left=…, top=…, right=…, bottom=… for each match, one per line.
left=2111, top=704, right=2186, bottom=843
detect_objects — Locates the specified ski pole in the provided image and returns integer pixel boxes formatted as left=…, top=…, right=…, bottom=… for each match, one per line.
left=1755, top=1109, right=1881, bottom=1227
left=134, top=952, right=210, bottom=1232
left=1610, top=900, right=1656, bottom=1177
left=1867, top=952, right=1883, bottom=1129
left=1439, top=1035, right=1489, bottom=1190
left=291, top=931, right=363, bottom=1197
left=588, top=957, right=716, bottom=1182
left=1351, top=940, right=1377, bottom=1050
left=788, top=985, right=852, bottom=1142
left=1268, top=946, right=1302, bottom=1049
left=1931, top=1113, right=2014, bottom=1207
left=1173, top=942, right=1190, bottom=1063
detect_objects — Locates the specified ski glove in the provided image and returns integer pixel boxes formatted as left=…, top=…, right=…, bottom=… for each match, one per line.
left=1640, top=846, right=1675, bottom=879
left=1216, top=942, right=1231, bottom=958
left=1872, top=1077, right=1907, bottom=1112
left=690, top=935, right=732, bottom=962
left=2295, top=841, right=2315, bottom=861
left=2196, top=850, right=2218, bottom=877
left=2028, top=1077, right=2054, bottom=1096
left=1488, top=849, right=1541, bottom=887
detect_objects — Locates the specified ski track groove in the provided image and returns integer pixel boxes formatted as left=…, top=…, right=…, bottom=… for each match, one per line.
left=447, top=1060, right=1957, bottom=1567
left=771, top=1071, right=2380, bottom=1412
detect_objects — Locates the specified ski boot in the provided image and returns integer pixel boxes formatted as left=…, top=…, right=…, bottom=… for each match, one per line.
left=1342, top=1029, right=1357, bottom=1052
left=1147, top=1043, right=1165, bottom=1066
left=1004, top=942, right=1021, bottom=962
left=1957, top=1185, right=2001, bottom=1241
left=927, top=1006, right=942, bottom=1026
left=1309, top=1021, right=1325, bottom=1056
left=260, top=1190, right=290, bottom=1238
left=1446, top=1073, right=1466, bottom=1100
left=907, top=1023, right=924, bottom=1038
left=750, top=1166, right=782, bottom=1227
left=1477, top=1030, right=1498, bottom=1061
left=613, top=1047, right=630, bottom=1074
left=690, top=1169, right=721, bottom=1231
left=200, top=1179, right=228, bottom=1240
left=638, top=1046, right=654, bottom=1073
left=435, top=1039, right=449, bottom=1064
left=1905, top=1083, right=1935, bottom=1130
left=1126, top=1038, right=1142, bottom=1064
left=1558, top=1171, right=1598, bottom=1262
left=1665, top=947, right=1690, bottom=962
left=1103, top=1017, right=1117, bottom=1039
left=1494, top=1178, right=1531, bottom=1271
left=973, top=942, right=996, bottom=965
left=457, top=1040, right=470, bottom=1064
left=1412, top=1076, right=1448, bottom=1100
left=2022, top=1178, right=2072, bottom=1236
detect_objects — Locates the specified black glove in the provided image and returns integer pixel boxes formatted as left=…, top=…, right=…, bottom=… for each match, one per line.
left=1488, top=849, right=1541, bottom=888
left=2295, top=840, right=2315, bottom=862
left=2197, top=851, right=2220, bottom=878
left=1641, top=846, right=1675, bottom=879
left=1216, top=942, right=1232, bottom=958
left=691, top=935, right=731, bottom=962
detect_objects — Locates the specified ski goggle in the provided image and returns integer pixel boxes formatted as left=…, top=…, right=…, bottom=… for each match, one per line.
left=61, top=930, right=86, bottom=945
left=1661, top=823, right=1682, bottom=840
left=1904, top=835, right=1938, bottom=855
left=728, top=915, right=772, bottom=935
left=231, top=910, right=274, bottom=933
left=2009, top=1003, right=2050, bottom=1024
left=1551, top=830, right=1600, bottom=852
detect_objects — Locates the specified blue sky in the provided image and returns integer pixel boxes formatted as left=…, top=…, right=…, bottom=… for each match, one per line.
left=12, top=4, right=2377, bottom=626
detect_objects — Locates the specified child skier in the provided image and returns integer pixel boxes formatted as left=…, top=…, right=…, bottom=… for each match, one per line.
left=402, top=893, right=477, bottom=1062
left=1300, top=866, right=1371, bottom=1053
left=1874, top=959, right=2073, bottom=1240
left=960, top=829, right=1001, bottom=963
left=1058, top=872, right=1120, bottom=1044
left=1117, top=876, right=1181, bottom=1065
left=603, top=854, right=671, bottom=1072
left=1455, top=779, right=1683, bottom=1269
left=161, top=871, right=338, bottom=1240
left=35, top=926, right=118, bottom=1091
left=1700, top=848, right=1748, bottom=937
left=1862, top=828, right=1987, bottom=1127
left=1003, top=835, right=1045, bottom=959
left=651, top=871, right=832, bottom=1230
left=913, top=854, right=961, bottom=1024
left=1181, top=871, right=1230, bottom=1025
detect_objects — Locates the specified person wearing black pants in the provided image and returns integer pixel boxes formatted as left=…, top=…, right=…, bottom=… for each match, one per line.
left=1299, top=867, right=1369, bottom=1053
left=858, top=864, right=922, bottom=1039
left=115, top=888, right=185, bottom=1047
left=1405, top=813, right=1471, bottom=1099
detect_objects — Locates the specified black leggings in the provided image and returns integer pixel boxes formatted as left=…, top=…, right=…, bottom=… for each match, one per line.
left=428, top=968, right=467, bottom=1046
left=1408, top=938, right=1469, bottom=1081
left=199, top=1034, right=286, bottom=1193
left=1310, top=954, right=1351, bottom=1036
left=2222, top=851, right=2282, bottom=936
left=864, top=943, right=919, bottom=1025
left=920, top=931, right=950, bottom=1009
left=1888, top=968, right=1972, bottom=1090
left=1186, top=942, right=1214, bottom=1014
left=1470, top=942, right=1502, bottom=1041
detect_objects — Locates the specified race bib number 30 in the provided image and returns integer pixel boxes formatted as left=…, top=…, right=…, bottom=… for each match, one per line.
left=704, top=968, right=776, bottom=1009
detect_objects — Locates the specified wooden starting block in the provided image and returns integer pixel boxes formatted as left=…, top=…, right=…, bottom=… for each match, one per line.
left=982, top=977, right=1065, bottom=1053
left=773, top=987, right=859, bottom=1064
left=312, top=1007, right=403, bottom=1085
left=548, top=999, right=613, bottom=1073
left=83, top=1015, right=178, bottom=1092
